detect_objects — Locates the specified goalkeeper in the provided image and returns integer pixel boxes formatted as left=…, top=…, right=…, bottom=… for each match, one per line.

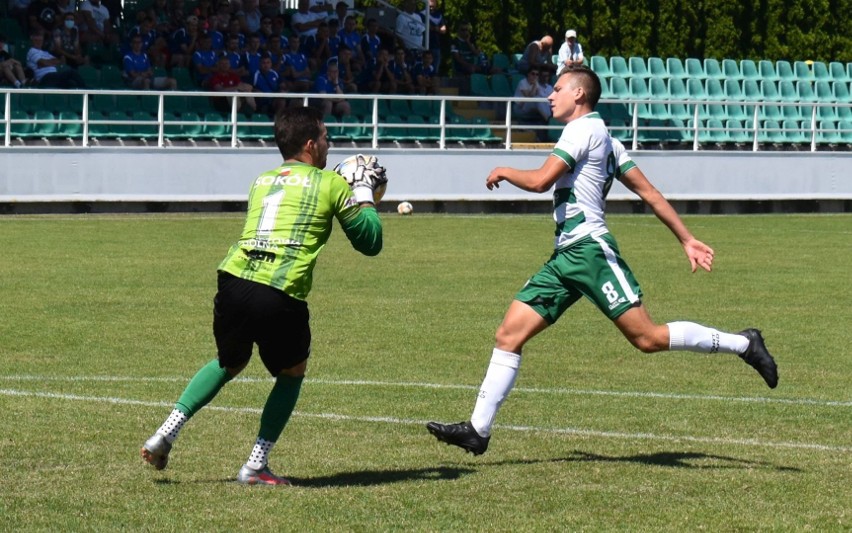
left=141, top=106, right=386, bottom=486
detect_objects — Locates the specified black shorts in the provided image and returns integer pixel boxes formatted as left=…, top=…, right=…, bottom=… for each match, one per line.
left=213, top=272, right=311, bottom=376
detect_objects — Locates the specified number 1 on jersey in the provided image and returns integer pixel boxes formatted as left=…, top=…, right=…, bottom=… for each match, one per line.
left=258, top=190, right=286, bottom=235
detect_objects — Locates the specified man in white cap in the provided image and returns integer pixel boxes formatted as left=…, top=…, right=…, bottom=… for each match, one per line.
left=557, top=29, right=584, bottom=72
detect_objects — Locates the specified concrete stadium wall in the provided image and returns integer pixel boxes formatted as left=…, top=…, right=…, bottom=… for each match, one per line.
left=1, top=148, right=850, bottom=213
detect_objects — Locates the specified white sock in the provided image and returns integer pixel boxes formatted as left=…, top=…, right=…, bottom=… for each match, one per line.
left=667, top=321, right=749, bottom=354
left=156, top=409, right=189, bottom=443
left=246, top=438, right=275, bottom=470
left=470, top=348, right=521, bottom=438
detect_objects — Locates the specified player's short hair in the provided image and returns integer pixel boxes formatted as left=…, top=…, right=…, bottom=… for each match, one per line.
left=559, top=64, right=601, bottom=108
left=274, top=106, right=324, bottom=159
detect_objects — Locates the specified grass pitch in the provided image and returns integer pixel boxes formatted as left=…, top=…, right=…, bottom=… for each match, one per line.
left=0, top=213, right=850, bottom=531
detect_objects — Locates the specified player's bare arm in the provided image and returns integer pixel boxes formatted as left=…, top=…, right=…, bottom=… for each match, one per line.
left=486, top=155, right=568, bottom=192
left=620, top=166, right=714, bottom=273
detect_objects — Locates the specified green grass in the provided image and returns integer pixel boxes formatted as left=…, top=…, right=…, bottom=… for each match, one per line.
left=0, top=213, right=850, bottom=531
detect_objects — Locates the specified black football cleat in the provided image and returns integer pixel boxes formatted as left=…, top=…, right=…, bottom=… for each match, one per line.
left=426, top=421, right=490, bottom=456
left=738, top=329, right=779, bottom=389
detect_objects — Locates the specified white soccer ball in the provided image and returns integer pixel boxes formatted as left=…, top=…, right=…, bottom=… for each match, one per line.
left=397, top=201, right=413, bottom=215
left=333, top=154, right=387, bottom=203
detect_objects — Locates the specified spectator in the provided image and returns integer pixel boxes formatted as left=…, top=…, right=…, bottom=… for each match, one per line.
left=281, top=33, right=312, bottom=92
left=312, top=61, right=350, bottom=117
left=208, top=52, right=256, bottom=112
left=302, top=20, right=331, bottom=72
left=127, top=16, right=159, bottom=52
left=78, top=0, right=119, bottom=46
left=148, top=0, right=173, bottom=34
left=308, top=0, right=333, bottom=19
left=0, top=34, right=28, bottom=88
left=52, top=11, right=88, bottom=68
left=517, top=34, right=556, bottom=75
left=395, top=0, right=425, bottom=61
left=557, top=29, right=584, bottom=72
left=239, top=0, right=262, bottom=35
left=420, top=0, right=446, bottom=73
left=413, top=48, right=438, bottom=95
left=264, top=33, right=285, bottom=71
left=251, top=54, right=281, bottom=115
left=326, top=18, right=341, bottom=57
left=450, top=21, right=493, bottom=76
left=26, top=30, right=86, bottom=87
left=271, top=14, right=287, bottom=38
left=362, top=46, right=395, bottom=94
left=334, top=44, right=358, bottom=93
left=27, top=0, right=60, bottom=35
left=212, top=0, right=233, bottom=32
left=171, top=14, right=200, bottom=68
left=389, top=46, right=414, bottom=94
left=123, top=34, right=177, bottom=89
left=240, top=32, right=263, bottom=81
left=327, top=1, right=348, bottom=24
left=225, top=17, right=246, bottom=50
left=337, top=15, right=363, bottom=70
left=512, top=67, right=550, bottom=123
left=257, top=15, right=275, bottom=44
left=291, top=0, right=324, bottom=39
left=191, top=31, right=218, bottom=86
left=360, top=17, right=382, bottom=64
left=169, top=0, right=188, bottom=33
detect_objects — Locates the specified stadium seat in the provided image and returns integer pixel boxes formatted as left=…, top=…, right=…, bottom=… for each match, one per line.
left=815, top=103, right=837, bottom=121
left=590, top=55, right=611, bottom=78
left=649, top=77, right=668, bottom=98
left=324, top=114, right=351, bottom=142
left=705, top=78, right=725, bottom=101
left=608, top=76, right=630, bottom=98
left=410, top=98, right=438, bottom=119
left=389, top=98, right=411, bottom=117
left=609, top=56, right=630, bottom=78
left=55, top=111, right=82, bottom=139
left=132, top=110, right=159, bottom=139
left=32, top=110, right=58, bottom=139
left=840, top=119, right=852, bottom=143
left=759, top=119, right=785, bottom=144
left=685, top=58, right=705, bottom=79
left=667, top=77, right=688, bottom=100
left=490, top=74, right=513, bottom=97
left=668, top=101, right=696, bottom=121
left=644, top=102, right=670, bottom=119
left=812, top=80, right=834, bottom=102
left=599, top=76, right=612, bottom=99
left=703, top=58, right=724, bottom=80
left=89, top=93, right=116, bottom=115
left=377, top=114, right=407, bottom=142
left=740, top=59, right=760, bottom=81
left=42, top=92, right=70, bottom=114
left=628, top=77, right=650, bottom=99
left=686, top=78, right=707, bottom=100
left=812, top=61, right=831, bottom=82
left=103, top=111, right=136, bottom=139
left=775, top=60, right=795, bottom=82
left=725, top=103, right=752, bottom=121
left=445, top=115, right=475, bottom=143
left=758, top=104, right=783, bottom=121
left=470, top=116, right=502, bottom=144
left=742, top=79, right=762, bottom=101
left=793, top=61, right=812, bottom=81
left=115, top=93, right=142, bottom=112
left=608, top=118, right=631, bottom=143
left=405, top=114, right=440, bottom=143
left=77, top=65, right=101, bottom=87
left=759, top=60, right=779, bottom=82
left=724, top=79, right=745, bottom=101
left=780, top=102, right=803, bottom=120
left=163, top=94, right=189, bottom=115
left=9, top=110, right=34, bottom=140
left=648, top=57, right=667, bottom=79
left=202, top=112, right=233, bottom=141
left=700, top=103, right=727, bottom=121
left=832, top=80, right=850, bottom=101
left=721, top=59, right=742, bottom=81
left=725, top=118, right=752, bottom=144
left=816, top=120, right=841, bottom=144
left=341, top=115, right=373, bottom=142
left=796, top=80, right=818, bottom=103
left=172, top=67, right=195, bottom=90
left=628, top=56, right=650, bottom=79
left=699, top=118, right=727, bottom=144
left=666, top=57, right=687, bottom=79
left=99, top=65, right=125, bottom=89
left=12, top=92, right=43, bottom=115
left=637, top=117, right=667, bottom=144
left=469, top=73, right=493, bottom=97
left=760, top=79, right=780, bottom=101
left=778, top=80, right=798, bottom=102
left=782, top=119, right=807, bottom=143
left=828, top=62, right=850, bottom=83
left=666, top=118, right=691, bottom=143
left=491, top=53, right=510, bottom=72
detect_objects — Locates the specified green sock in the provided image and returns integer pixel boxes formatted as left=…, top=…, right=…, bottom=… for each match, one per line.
left=175, top=359, right=233, bottom=417
left=258, top=375, right=304, bottom=442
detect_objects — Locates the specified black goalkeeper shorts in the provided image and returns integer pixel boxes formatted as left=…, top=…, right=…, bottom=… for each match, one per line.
left=213, top=272, right=311, bottom=376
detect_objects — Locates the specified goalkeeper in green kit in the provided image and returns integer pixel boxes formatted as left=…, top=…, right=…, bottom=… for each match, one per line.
left=141, top=106, right=386, bottom=486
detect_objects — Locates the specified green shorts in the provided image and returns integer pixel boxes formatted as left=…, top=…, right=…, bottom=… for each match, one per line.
left=515, top=233, right=643, bottom=323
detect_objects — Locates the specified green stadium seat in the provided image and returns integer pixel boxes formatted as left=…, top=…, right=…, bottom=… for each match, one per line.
left=547, top=117, right=562, bottom=143
left=828, top=62, right=849, bottom=83
left=648, top=57, right=667, bottom=79
left=470, top=116, right=502, bottom=144
left=469, top=73, right=493, bottom=97
left=100, top=65, right=125, bottom=89
left=832, top=80, right=850, bottom=102
left=410, top=98, right=438, bottom=119
left=178, top=111, right=204, bottom=139
left=742, top=79, right=761, bottom=101
left=796, top=80, right=817, bottom=102
left=389, top=98, right=411, bottom=117
left=375, top=98, right=392, bottom=118
left=609, top=56, right=630, bottom=78
left=446, top=115, right=477, bottom=143
left=699, top=118, right=727, bottom=144
left=793, top=61, right=812, bottom=81
left=782, top=119, right=807, bottom=143
left=163, top=94, right=189, bottom=115
left=172, top=67, right=195, bottom=90
left=115, top=93, right=141, bottom=111
left=703, top=58, right=724, bottom=80
left=759, top=60, right=779, bottom=82
left=491, top=53, right=510, bottom=72
left=666, top=57, right=687, bottom=79
left=56, top=111, right=82, bottom=139
left=815, top=104, right=837, bottom=121
left=598, top=102, right=630, bottom=122
left=607, top=118, right=631, bottom=143
left=609, top=76, right=630, bottom=98
left=760, top=79, right=780, bottom=101
left=377, top=114, right=407, bottom=142
left=686, top=78, right=706, bottom=100
left=649, top=77, right=668, bottom=98
left=840, top=119, right=852, bottom=143
left=723, top=79, right=745, bottom=101
left=740, top=60, right=760, bottom=81
left=668, top=101, right=696, bottom=121
left=490, top=74, right=513, bottom=97
left=700, top=103, right=727, bottom=120
left=77, top=65, right=101, bottom=87
left=666, top=118, right=691, bottom=143
left=104, top=111, right=136, bottom=139
left=726, top=119, right=752, bottom=144
left=89, top=93, right=116, bottom=114
left=726, top=103, right=751, bottom=121
left=780, top=102, right=803, bottom=120
left=42, top=92, right=71, bottom=114
left=590, top=55, right=611, bottom=78
left=599, top=76, right=612, bottom=99
left=9, top=110, right=34, bottom=139
left=348, top=98, right=373, bottom=119
left=637, top=117, right=667, bottom=143
left=812, top=62, right=831, bottom=82
left=705, top=78, right=724, bottom=100
left=758, top=103, right=783, bottom=121
left=685, top=58, right=705, bottom=79
left=628, top=56, right=650, bottom=79
left=404, top=114, right=439, bottom=143
left=131, top=110, right=158, bottom=139
left=12, top=92, right=43, bottom=114
left=644, top=102, right=670, bottom=119
left=816, top=120, right=841, bottom=144
left=341, top=115, right=373, bottom=142
left=778, top=80, right=798, bottom=102
left=775, top=60, right=795, bottom=82
left=811, top=80, right=834, bottom=102
left=323, top=114, right=350, bottom=142
left=202, top=112, right=232, bottom=140
left=162, top=112, right=185, bottom=139
left=721, top=59, right=742, bottom=81
left=32, top=110, right=58, bottom=139
left=759, top=119, right=785, bottom=144
left=628, top=77, right=650, bottom=99
left=667, top=77, right=688, bottom=100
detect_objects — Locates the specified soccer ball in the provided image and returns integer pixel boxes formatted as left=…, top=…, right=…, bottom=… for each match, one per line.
left=333, top=154, right=387, bottom=203
left=397, top=201, right=413, bottom=215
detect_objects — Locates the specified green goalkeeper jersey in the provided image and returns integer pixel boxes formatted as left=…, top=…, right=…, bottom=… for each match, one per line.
left=218, top=161, right=383, bottom=300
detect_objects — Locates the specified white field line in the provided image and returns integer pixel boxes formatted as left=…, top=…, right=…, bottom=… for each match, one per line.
left=1, top=387, right=849, bottom=454
left=1, top=374, right=850, bottom=408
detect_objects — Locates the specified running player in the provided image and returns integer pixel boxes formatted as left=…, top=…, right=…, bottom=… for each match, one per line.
left=426, top=65, right=778, bottom=456
left=141, top=106, right=386, bottom=484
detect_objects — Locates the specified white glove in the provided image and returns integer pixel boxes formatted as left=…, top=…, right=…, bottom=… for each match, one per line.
left=347, top=154, right=388, bottom=204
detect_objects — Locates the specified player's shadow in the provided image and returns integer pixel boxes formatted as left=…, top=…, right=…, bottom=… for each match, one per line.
left=288, top=465, right=476, bottom=488
left=497, top=450, right=800, bottom=472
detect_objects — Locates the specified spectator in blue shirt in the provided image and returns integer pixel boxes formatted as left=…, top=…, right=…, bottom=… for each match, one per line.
left=191, top=31, right=218, bottom=86
left=251, top=53, right=281, bottom=116
left=282, top=33, right=311, bottom=92
left=337, top=15, right=363, bottom=71
left=360, top=18, right=382, bottom=64
left=412, top=48, right=437, bottom=95
left=124, top=34, right=177, bottom=89
left=389, top=46, right=414, bottom=94
left=240, top=33, right=262, bottom=82
left=312, top=61, right=350, bottom=118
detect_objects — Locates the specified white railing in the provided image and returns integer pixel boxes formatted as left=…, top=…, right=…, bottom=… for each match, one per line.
left=1, top=88, right=850, bottom=151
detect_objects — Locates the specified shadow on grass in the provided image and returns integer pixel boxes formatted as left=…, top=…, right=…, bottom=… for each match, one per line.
left=493, top=450, right=801, bottom=472
left=289, top=466, right=476, bottom=487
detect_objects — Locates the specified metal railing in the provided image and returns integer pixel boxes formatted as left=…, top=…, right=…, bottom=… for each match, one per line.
left=2, top=88, right=851, bottom=151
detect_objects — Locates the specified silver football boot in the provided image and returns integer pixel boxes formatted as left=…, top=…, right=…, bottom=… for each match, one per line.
left=141, top=433, right=172, bottom=470
left=236, top=464, right=291, bottom=486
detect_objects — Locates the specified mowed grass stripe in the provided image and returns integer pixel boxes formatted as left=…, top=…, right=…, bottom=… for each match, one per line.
left=2, top=374, right=850, bottom=407
left=3, top=387, right=850, bottom=454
